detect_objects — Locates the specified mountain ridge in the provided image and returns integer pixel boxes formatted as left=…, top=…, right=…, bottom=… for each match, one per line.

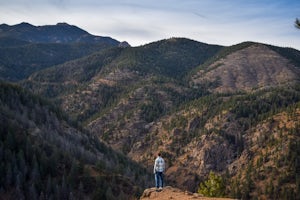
left=0, top=22, right=128, bottom=81
left=0, top=22, right=121, bottom=45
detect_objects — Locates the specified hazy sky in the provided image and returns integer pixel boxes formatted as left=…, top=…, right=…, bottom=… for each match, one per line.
left=1, top=0, right=300, bottom=49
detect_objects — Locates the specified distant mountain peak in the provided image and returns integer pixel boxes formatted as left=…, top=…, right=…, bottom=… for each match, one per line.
left=118, top=41, right=131, bottom=48
left=0, top=22, right=121, bottom=45
left=56, top=22, right=70, bottom=26
left=17, top=22, right=34, bottom=27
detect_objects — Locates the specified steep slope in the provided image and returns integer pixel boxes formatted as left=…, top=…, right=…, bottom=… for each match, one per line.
left=136, top=86, right=300, bottom=198
left=0, top=81, right=152, bottom=199
left=0, top=41, right=118, bottom=81
left=85, top=43, right=300, bottom=199
left=22, top=39, right=300, bottom=199
left=24, top=38, right=222, bottom=120
left=228, top=105, right=300, bottom=199
left=190, top=43, right=300, bottom=93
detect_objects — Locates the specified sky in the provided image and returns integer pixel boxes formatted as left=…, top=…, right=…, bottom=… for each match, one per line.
left=1, top=0, right=300, bottom=50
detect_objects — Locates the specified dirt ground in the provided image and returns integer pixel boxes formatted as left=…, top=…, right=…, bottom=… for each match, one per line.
left=139, top=186, right=235, bottom=200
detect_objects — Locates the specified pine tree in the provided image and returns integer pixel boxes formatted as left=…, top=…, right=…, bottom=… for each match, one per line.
left=61, top=175, right=69, bottom=200
left=5, top=131, right=16, bottom=151
left=68, top=160, right=78, bottom=189
left=39, top=191, right=45, bottom=200
left=17, top=150, right=26, bottom=176
left=29, top=183, right=38, bottom=200
left=16, top=172, right=24, bottom=191
left=78, top=181, right=84, bottom=200
left=31, top=155, right=41, bottom=185
left=69, top=191, right=75, bottom=200
left=198, top=171, right=225, bottom=197
left=46, top=176, right=52, bottom=195
left=5, top=163, right=13, bottom=188
left=105, top=186, right=116, bottom=200
left=14, top=185, right=25, bottom=200
left=55, top=184, right=61, bottom=200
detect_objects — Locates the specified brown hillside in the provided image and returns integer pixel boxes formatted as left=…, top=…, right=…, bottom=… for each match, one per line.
left=192, top=44, right=300, bottom=93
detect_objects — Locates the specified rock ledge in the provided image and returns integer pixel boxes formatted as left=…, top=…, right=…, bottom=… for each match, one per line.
left=140, top=186, right=235, bottom=200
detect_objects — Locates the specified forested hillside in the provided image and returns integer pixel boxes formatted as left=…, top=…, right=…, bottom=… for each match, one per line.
left=0, top=22, right=123, bottom=81
left=1, top=22, right=300, bottom=199
left=0, top=41, right=118, bottom=81
left=24, top=38, right=222, bottom=122
left=22, top=39, right=300, bottom=199
left=0, top=82, right=151, bottom=199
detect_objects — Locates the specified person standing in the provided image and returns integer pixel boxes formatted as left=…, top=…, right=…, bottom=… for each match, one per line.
left=153, top=153, right=165, bottom=190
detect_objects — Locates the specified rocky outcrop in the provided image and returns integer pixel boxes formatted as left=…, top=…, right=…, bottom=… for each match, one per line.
left=140, top=186, right=234, bottom=200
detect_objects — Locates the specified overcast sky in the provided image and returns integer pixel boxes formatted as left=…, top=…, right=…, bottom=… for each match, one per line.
left=1, top=0, right=299, bottom=49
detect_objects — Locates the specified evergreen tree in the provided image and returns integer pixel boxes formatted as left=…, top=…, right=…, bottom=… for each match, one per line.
left=31, top=155, right=41, bottom=185
left=78, top=181, right=84, bottom=200
left=46, top=176, right=52, bottom=196
left=68, top=160, right=78, bottom=189
left=14, top=185, right=25, bottom=200
left=198, top=171, right=225, bottom=197
left=6, top=131, right=16, bottom=151
left=5, top=163, right=13, bottom=188
left=39, top=191, right=45, bottom=200
left=17, top=150, right=26, bottom=176
left=61, top=175, right=69, bottom=200
left=29, top=183, right=38, bottom=200
left=105, top=186, right=116, bottom=200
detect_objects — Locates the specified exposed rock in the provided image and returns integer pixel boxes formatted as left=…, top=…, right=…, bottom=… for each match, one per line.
left=139, top=186, right=234, bottom=200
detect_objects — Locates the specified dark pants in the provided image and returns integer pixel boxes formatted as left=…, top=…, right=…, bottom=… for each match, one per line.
left=155, top=172, right=164, bottom=188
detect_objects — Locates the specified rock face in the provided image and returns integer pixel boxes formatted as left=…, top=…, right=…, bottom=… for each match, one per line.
left=139, top=186, right=234, bottom=200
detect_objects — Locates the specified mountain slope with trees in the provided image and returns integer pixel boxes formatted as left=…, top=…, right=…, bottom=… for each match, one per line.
left=1, top=22, right=300, bottom=199
left=0, top=82, right=152, bottom=199
left=0, top=22, right=120, bottom=45
left=22, top=38, right=300, bottom=199
left=24, top=38, right=222, bottom=122
left=0, top=22, right=125, bottom=81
